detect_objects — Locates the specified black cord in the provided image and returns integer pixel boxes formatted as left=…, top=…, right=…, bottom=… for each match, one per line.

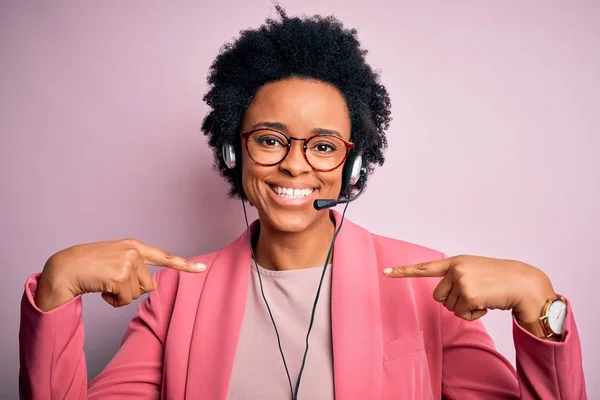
left=242, top=201, right=294, bottom=396
left=293, top=202, right=349, bottom=399
left=241, top=200, right=349, bottom=400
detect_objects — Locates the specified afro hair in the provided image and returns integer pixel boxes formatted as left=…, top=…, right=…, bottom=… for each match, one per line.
left=201, top=6, right=391, bottom=199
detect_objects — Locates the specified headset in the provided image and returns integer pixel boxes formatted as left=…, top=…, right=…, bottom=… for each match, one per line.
left=222, top=141, right=366, bottom=399
left=221, top=143, right=367, bottom=208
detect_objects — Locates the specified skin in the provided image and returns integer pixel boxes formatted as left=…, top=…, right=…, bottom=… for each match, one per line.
left=383, top=256, right=557, bottom=339
left=36, top=77, right=558, bottom=341
left=35, top=239, right=205, bottom=312
left=240, top=78, right=352, bottom=271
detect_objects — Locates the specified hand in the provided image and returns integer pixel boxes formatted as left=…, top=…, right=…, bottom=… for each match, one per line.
left=383, top=255, right=556, bottom=329
left=35, top=239, right=206, bottom=312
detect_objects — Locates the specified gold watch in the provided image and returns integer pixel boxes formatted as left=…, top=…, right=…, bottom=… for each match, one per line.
left=538, top=296, right=568, bottom=338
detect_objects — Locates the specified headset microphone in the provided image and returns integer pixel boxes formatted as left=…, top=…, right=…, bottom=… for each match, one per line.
left=313, top=166, right=367, bottom=210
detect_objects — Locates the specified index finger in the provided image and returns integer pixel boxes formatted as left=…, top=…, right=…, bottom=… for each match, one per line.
left=131, top=239, right=206, bottom=272
left=383, top=258, right=452, bottom=278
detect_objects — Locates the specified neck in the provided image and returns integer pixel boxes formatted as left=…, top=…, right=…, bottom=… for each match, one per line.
left=254, top=212, right=336, bottom=271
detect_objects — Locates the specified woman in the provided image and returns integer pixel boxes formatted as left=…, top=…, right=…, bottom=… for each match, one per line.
left=19, top=7, right=586, bottom=399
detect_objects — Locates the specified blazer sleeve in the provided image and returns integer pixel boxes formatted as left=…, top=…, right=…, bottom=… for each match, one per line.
left=440, top=302, right=587, bottom=399
left=19, top=270, right=176, bottom=399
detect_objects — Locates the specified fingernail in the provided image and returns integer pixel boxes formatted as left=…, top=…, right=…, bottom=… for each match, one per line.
left=194, top=262, right=206, bottom=271
left=383, top=268, right=393, bottom=275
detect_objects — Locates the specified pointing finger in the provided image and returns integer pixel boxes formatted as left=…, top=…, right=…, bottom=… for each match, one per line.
left=383, top=258, right=453, bottom=278
left=128, top=239, right=205, bottom=272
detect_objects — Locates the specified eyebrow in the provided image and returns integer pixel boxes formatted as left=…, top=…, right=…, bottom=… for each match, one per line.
left=251, top=121, right=343, bottom=137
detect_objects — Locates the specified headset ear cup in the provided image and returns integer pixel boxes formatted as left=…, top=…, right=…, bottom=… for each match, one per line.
left=341, top=160, right=352, bottom=191
left=347, top=155, right=363, bottom=187
left=222, top=144, right=236, bottom=169
left=341, top=154, right=363, bottom=193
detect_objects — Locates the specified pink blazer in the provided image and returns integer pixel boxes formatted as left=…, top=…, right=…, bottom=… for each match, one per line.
left=19, top=211, right=586, bottom=399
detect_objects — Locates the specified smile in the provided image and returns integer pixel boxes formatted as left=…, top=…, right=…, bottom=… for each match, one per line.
left=266, top=183, right=318, bottom=208
left=268, top=185, right=315, bottom=199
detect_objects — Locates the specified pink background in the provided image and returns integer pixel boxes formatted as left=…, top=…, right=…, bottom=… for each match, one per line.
left=1, top=1, right=598, bottom=397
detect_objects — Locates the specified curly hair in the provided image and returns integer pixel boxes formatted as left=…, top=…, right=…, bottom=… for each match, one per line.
left=201, top=6, right=391, bottom=199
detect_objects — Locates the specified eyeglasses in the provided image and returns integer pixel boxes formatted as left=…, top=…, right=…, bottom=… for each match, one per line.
left=241, top=128, right=354, bottom=172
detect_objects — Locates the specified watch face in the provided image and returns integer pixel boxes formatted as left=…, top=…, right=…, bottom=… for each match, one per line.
left=547, top=299, right=568, bottom=335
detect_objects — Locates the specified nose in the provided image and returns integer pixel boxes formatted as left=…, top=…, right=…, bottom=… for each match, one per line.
left=278, top=139, right=312, bottom=177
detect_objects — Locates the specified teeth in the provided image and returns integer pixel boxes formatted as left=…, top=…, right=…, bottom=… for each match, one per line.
left=271, top=185, right=315, bottom=199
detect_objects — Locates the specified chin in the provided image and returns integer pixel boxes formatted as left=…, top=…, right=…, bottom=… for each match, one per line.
left=261, top=208, right=318, bottom=234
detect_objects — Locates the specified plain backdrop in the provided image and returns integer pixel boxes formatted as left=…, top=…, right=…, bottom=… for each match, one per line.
left=1, top=1, right=598, bottom=397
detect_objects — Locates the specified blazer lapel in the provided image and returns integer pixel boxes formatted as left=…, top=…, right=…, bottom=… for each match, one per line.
left=331, top=211, right=383, bottom=399
left=185, top=223, right=255, bottom=399
left=184, top=212, right=383, bottom=399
